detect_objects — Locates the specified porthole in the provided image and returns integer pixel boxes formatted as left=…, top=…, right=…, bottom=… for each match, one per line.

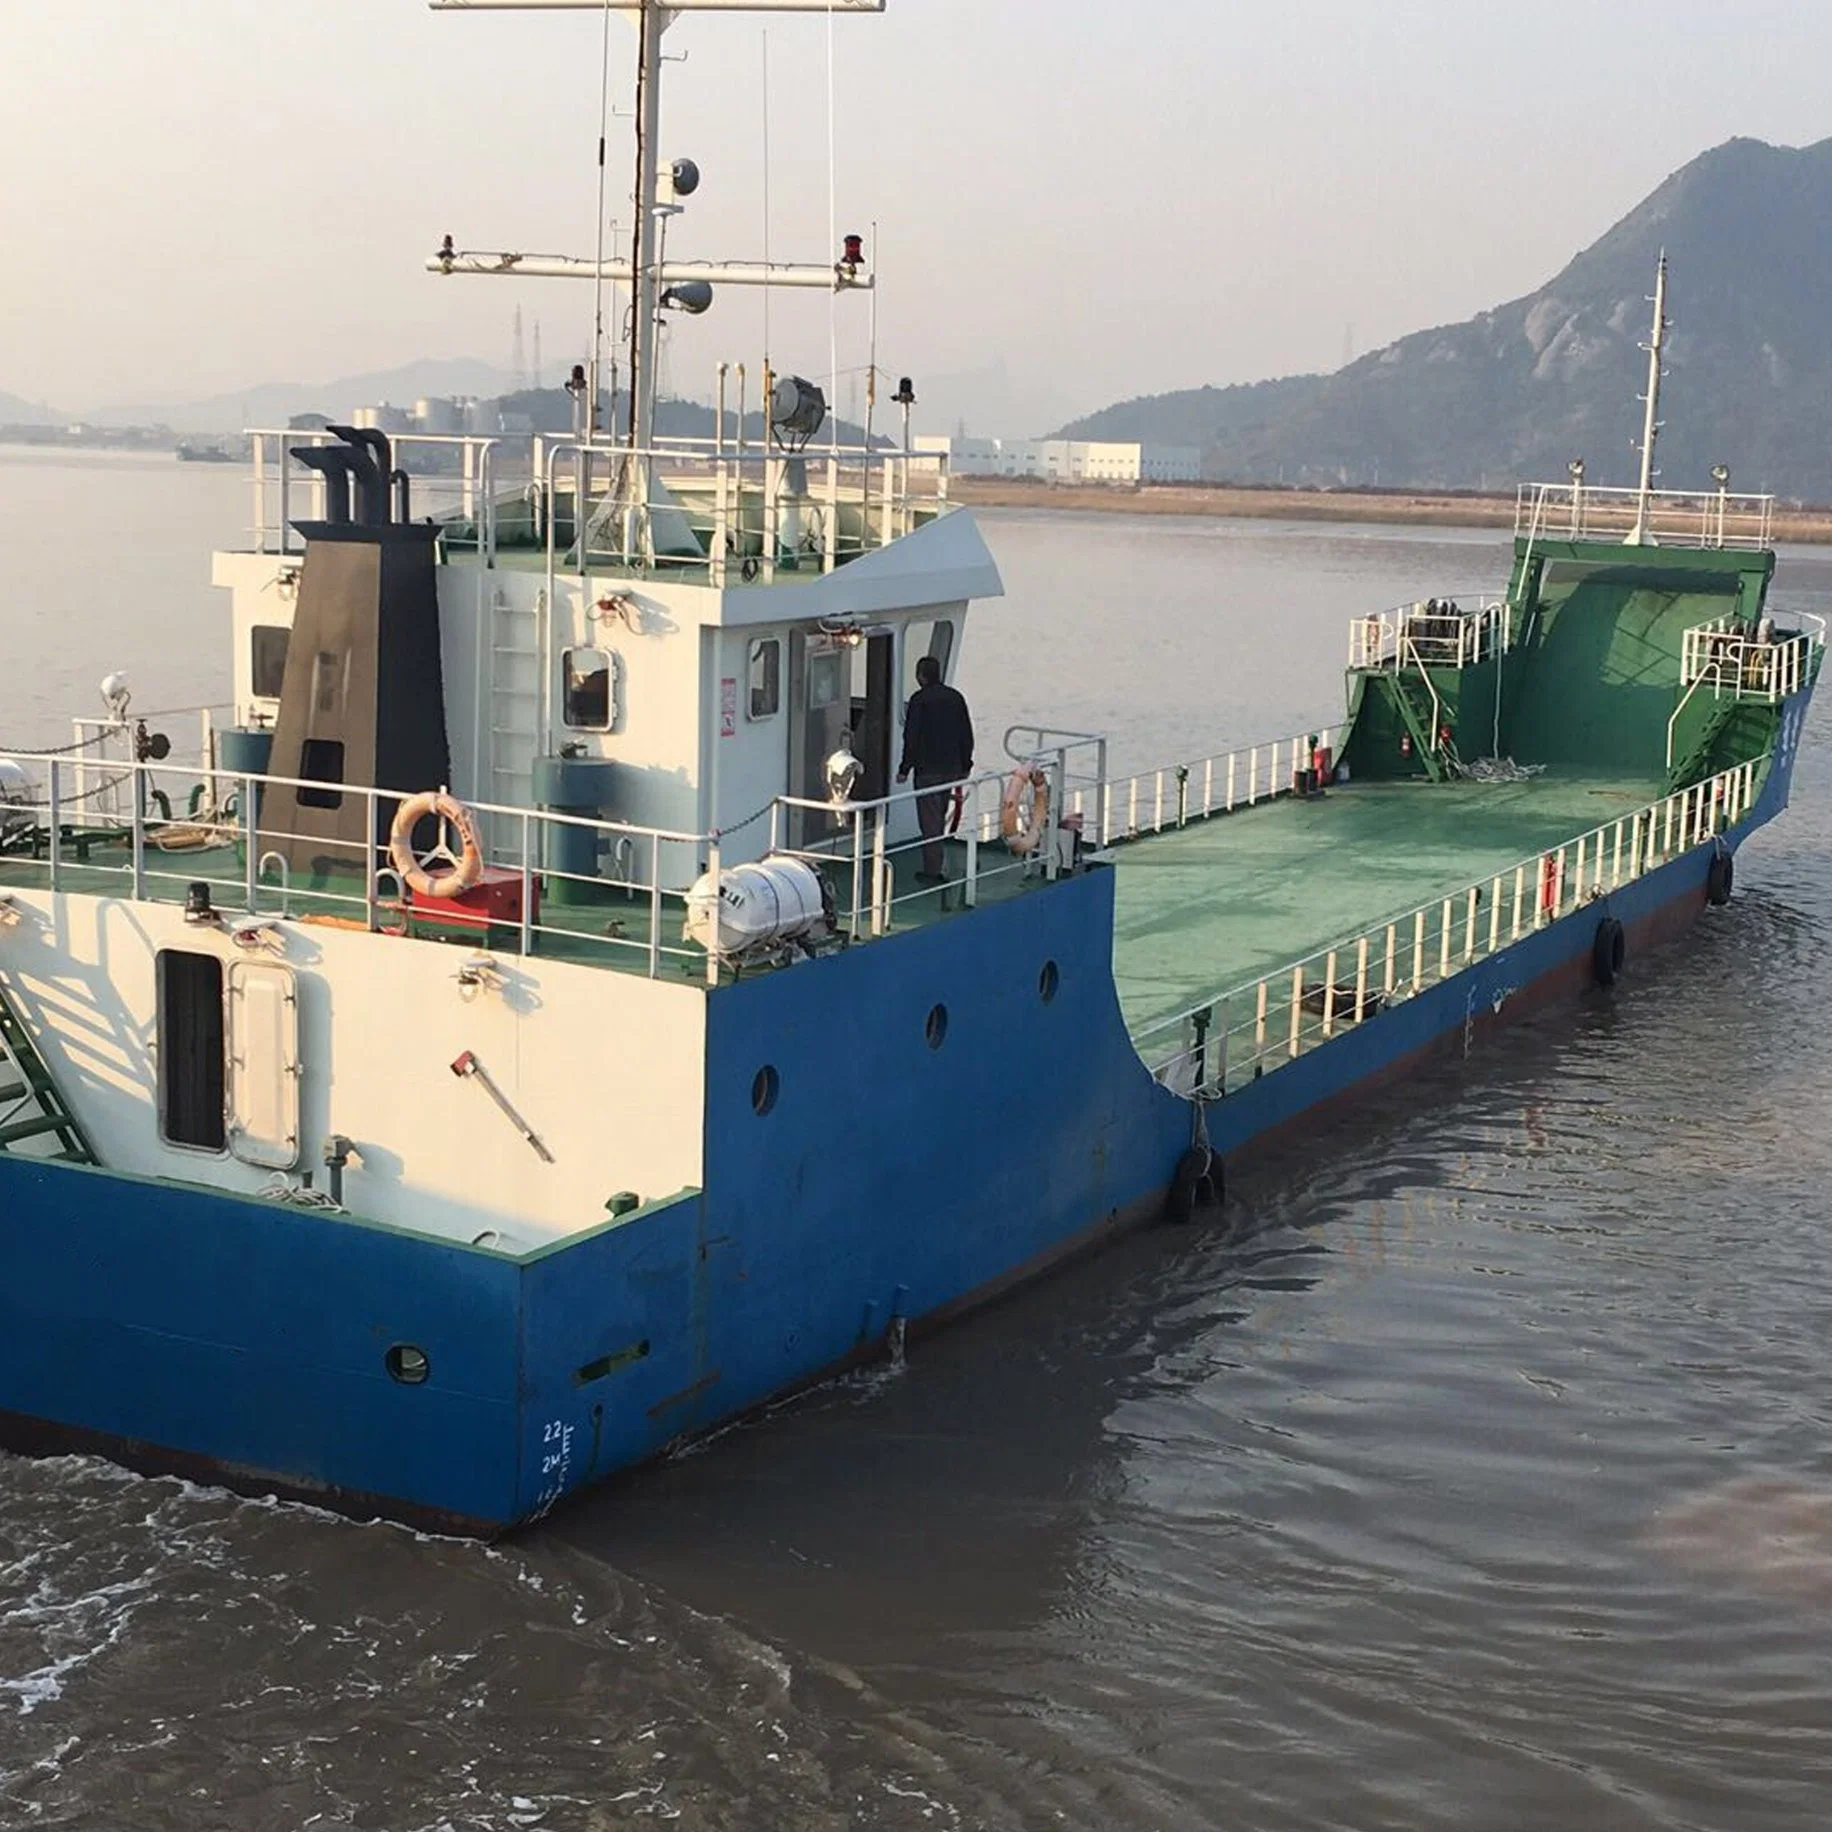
left=752, top=1065, right=780, bottom=1116
left=385, top=1344, right=430, bottom=1386
left=925, top=1004, right=949, bottom=1050
left=1039, top=960, right=1060, bottom=1004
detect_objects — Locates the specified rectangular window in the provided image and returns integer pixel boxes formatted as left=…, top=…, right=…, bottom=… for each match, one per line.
left=296, top=737, right=345, bottom=810
left=748, top=637, right=781, bottom=720
left=904, top=618, right=956, bottom=694
left=251, top=625, right=291, bottom=699
left=157, top=950, right=226, bottom=1152
left=563, top=647, right=613, bottom=730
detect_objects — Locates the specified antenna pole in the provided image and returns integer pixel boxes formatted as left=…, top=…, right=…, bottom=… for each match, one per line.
left=627, top=0, right=666, bottom=455
left=1627, top=252, right=1668, bottom=547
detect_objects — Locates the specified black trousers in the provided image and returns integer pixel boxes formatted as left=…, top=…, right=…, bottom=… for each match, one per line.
left=915, top=776, right=950, bottom=877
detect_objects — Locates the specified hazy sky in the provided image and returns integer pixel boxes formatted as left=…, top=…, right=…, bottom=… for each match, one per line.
left=5, top=0, right=1831, bottom=431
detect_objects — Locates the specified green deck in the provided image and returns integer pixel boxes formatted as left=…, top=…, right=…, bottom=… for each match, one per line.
left=1103, top=773, right=1658, bottom=1033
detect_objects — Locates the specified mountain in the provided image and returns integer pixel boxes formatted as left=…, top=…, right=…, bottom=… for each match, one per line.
left=84, top=358, right=522, bottom=432
left=1057, top=138, right=1832, bottom=501
left=0, top=390, right=63, bottom=427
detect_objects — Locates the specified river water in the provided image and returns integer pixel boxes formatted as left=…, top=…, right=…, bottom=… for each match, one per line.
left=2, top=447, right=1831, bottom=1830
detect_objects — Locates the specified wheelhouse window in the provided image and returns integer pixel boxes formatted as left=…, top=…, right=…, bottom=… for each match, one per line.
left=251, top=625, right=290, bottom=699
left=748, top=638, right=781, bottom=720
left=904, top=618, right=956, bottom=693
left=563, top=648, right=613, bottom=730
left=156, top=950, right=226, bottom=1152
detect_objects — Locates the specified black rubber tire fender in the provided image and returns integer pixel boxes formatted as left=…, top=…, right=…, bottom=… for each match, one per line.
left=1707, top=849, right=1735, bottom=907
left=1593, top=916, right=1626, bottom=987
left=1165, top=1146, right=1212, bottom=1224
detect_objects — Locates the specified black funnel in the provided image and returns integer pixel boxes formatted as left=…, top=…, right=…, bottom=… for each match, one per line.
left=291, top=446, right=356, bottom=525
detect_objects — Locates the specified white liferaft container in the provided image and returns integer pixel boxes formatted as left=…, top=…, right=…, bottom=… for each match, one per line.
left=685, top=856, right=829, bottom=956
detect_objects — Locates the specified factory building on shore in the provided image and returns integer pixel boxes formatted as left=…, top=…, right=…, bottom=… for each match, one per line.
left=914, top=435, right=1204, bottom=485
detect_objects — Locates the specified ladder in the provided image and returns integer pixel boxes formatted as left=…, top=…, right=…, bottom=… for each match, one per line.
left=0, top=974, right=98, bottom=1163
left=486, top=583, right=542, bottom=822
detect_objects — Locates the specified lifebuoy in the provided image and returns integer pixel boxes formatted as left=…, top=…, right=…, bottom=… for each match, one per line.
left=1706, top=849, right=1735, bottom=907
left=1000, top=764, right=1051, bottom=856
left=389, top=790, right=484, bottom=900
left=1592, top=916, right=1626, bottom=987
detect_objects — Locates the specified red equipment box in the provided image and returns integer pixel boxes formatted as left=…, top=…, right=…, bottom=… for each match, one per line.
left=408, top=866, right=539, bottom=936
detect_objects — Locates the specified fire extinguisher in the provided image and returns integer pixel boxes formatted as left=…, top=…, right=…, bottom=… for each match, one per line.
left=1438, top=722, right=1453, bottom=751
left=1400, top=732, right=1413, bottom=760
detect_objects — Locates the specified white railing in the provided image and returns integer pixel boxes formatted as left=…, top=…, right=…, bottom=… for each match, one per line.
left=0, top=756, right=714, bottom=982
left=1665, top=616, right=1822, bottom=770
left=249, top=430, right=506, bottom=560
left=768, top=747, right=1079, bottom=941
left=1679, top=618, right=1816, bottom=702
left=243, top=427, right=950, bottom=581
left=1070, top=727, right=1348, bottom=848
left=1515, top=481, right=1775, bottom=551
left=533, top=439, right=945, bottom=585
left=1349, top=596, right=1509, bottom=670
left=1136, top=753, right=1766, bottom=1099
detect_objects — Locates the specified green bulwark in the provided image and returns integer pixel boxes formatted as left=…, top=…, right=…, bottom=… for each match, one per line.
left=1342, top=540, right=1784, bottom=792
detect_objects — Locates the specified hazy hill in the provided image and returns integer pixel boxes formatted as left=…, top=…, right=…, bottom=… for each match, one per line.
left=0, top=389, right=62, bottom=427
left=1059, top=138, right=1832, bottom=501
left=83, top=358, right=522, bottom=432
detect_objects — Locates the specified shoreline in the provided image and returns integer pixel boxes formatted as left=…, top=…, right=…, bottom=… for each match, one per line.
left=949, top=477, right=1832, bottom=545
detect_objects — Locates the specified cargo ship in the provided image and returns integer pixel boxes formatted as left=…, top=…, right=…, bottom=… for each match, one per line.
left=0, top=2, right=1819, bottom=1532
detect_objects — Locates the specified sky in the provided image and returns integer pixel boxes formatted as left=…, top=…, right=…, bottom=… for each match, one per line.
left=4, top=0, right=1832, bottom=435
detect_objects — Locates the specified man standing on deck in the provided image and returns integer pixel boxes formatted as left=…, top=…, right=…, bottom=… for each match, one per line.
left=897, top=655, right=975, bottom=883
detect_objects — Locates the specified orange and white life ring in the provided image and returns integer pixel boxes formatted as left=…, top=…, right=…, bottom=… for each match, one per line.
left=389, top=790, right=484, bottom=900
left=1001, top=764, right=1051, bottom=856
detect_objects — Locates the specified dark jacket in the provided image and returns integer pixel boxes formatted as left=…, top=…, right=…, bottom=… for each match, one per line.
left=900, top=681, right=974, bottom=783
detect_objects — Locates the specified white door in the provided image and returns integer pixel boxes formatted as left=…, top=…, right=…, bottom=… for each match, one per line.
left=226, top=959, right=302, bottom=1171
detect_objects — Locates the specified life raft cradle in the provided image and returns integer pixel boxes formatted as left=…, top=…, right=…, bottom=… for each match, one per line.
left=0, top=973, right=97, bottom=1163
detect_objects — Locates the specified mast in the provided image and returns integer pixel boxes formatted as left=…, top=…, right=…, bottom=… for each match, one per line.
left=626, top=1, right=665, bottom=453
left=1626, top=252, right=1668, bottom=547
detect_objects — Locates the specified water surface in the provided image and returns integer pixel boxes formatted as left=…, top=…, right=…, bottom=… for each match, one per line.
left=3, top=451, right=1831, bottom=1829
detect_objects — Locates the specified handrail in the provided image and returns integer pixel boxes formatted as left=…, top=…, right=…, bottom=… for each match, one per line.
left=1136, top=752, right=1767, bottom=1097
left=1515, top=480, right=1775, bottom=551
left=1, top=755, right=716, bottom=979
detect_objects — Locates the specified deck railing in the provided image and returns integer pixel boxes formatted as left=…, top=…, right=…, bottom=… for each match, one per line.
left=767, top=744, right=1079, bottom=941
left=0, top=756, right=715, bottom=982
left=1514, top=481, right=1775, bottom=551
left=1665, top=615, right=1824, bottom=769
left=1046, top=726, right=1348, bottom=848
left=1135, top=754, right=1765, bottom=1100
left=243, top=427, right=948, bottom=580
left=1349, top=597, right=1509, bottom=671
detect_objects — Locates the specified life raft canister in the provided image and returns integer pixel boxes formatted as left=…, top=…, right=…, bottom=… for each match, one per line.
left=388, top=790, right=485, bottom=900
left=1001, top=763, right=1051, bottom=856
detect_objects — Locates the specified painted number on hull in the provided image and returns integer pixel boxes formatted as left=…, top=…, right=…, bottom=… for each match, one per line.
left=533, top=1418, right=575, bottom=1516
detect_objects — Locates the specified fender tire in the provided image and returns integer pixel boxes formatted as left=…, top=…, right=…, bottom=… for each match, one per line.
left=1593, top=916, right=1626, bottom=988
left=1706, top=850, right=1735, bottom=907
left=1165, top=1147, right=1210, bottom=1225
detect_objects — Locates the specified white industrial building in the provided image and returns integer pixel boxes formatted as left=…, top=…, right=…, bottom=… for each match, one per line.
left=914, top=435, right=1203, bottom=485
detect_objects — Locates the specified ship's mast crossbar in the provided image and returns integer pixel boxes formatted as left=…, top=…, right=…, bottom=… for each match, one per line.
left=429, top=254, right=870, bottom=292
left=431, top=1, right=883, bottom=12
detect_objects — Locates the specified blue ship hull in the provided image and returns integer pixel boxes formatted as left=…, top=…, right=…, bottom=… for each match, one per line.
left=0, top=697, right=1809, bottom=1533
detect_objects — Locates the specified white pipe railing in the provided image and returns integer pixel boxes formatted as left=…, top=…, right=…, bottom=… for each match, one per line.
left=1, top=757, right=713, bottom=977
left=1348, top=596, right=1509, bottom=671
left=1515, top=480, right=1775, bottom=551
left=1137, top=752, right=1767, bottom=1098
left=1079, top=726, right=1348, bottom=847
